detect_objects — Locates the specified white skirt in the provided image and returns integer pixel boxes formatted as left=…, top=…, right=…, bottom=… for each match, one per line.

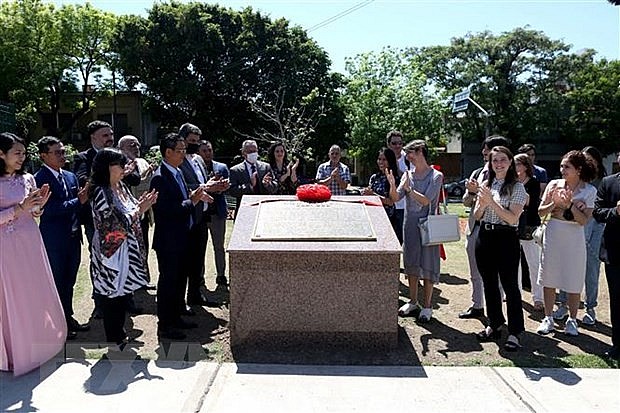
left=537, top=218, right=586, bottom=293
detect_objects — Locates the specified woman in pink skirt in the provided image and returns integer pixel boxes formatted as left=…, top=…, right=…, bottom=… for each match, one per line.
left=0, top=132, right=67, bottom=376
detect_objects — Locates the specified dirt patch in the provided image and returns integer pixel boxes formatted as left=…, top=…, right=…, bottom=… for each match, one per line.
left=72, top=222, right=616, bottom=367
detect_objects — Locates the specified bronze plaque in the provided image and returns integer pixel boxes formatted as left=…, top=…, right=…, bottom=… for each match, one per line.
left=252, top=200, right=376, bottom=241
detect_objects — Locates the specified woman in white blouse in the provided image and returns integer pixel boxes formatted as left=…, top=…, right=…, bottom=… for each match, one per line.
left=536, top=150, right=597, bottom=337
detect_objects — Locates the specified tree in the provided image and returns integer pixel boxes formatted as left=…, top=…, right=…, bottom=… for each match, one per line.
left=419, top=28, right=573, bottom=147
left=343, top=47, right=445, bottom=168
left=0, top=0, right=117, bottom=138
left=112, top=2, right=345, bottom=161
left=563, top=58, right=620, bottom=154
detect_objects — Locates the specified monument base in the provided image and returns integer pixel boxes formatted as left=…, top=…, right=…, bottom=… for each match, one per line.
left=228, top=196, right=402, bottom=350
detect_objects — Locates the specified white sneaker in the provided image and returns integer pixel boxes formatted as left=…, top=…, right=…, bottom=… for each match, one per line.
left=537, top=316, right=555, bottom=335
left=582, top=308, right=596, bottom=326
left=552, top=305, right=569, bottom=321
left=398, top=302, right=421, bottom=317
left=418, top=308, right=432, bottom=323
left=565, top=318, right=579, bottom=336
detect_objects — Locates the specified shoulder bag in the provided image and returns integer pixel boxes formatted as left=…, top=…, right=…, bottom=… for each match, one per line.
left=419, top=196, right=461, bottom=247
left=532, top=214, right=549, bottom=246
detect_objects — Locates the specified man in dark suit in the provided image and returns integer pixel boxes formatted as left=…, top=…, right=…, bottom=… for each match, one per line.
left=593, top=150, right=620, bottom=360
left=34, top=136, right=90, bottom=339
left=178, top=123, right=224, bottom=306
left=150, top=133, right=213, bottom=340
left=228, top=139, right=277, bottom=220
left=199, top=140, right=231, bottom=287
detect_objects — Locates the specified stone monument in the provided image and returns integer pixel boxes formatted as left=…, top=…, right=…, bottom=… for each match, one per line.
left=228, top=195, right=401, bottom=350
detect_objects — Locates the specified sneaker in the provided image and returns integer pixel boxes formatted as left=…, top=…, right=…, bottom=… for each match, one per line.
left=418, top=308, right=432, bottom=323
left=537, top=316, right=555, bottom=335
left=582, top=308, right=596, bottom=326
left=565, top=318, right=579, bottom=336
left=552, top=305, right=569, bottom=321
left=398, top=302, right=422, bottom=317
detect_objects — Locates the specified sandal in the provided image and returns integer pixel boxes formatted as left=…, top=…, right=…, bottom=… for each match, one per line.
left=504, top=334, right=522, bottom=351
left=476, top=326, right=502, bottom=342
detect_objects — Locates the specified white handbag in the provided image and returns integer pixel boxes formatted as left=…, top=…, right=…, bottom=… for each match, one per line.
left=418, top=198, right=460, bottom=246
left=533, top=214, right=549, bottom=246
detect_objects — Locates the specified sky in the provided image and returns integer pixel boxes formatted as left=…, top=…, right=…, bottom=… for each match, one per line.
left=50, top=0, right=620, bottom=74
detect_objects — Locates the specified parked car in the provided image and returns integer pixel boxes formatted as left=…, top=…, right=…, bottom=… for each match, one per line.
left=444, top=179, right=467, bottom=197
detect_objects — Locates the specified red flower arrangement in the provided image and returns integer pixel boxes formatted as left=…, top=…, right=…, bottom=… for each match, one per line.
left=104, top=230, right=127, bottom=244
left=296, top=183, right=332, bottom=203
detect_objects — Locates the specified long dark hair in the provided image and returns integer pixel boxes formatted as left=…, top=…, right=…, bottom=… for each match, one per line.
left=582, top=146, right=607, bottom=180
left=267, top=142, right=288, bottom=168
left=0, top=132, right=27, bottom=176
left=485, top=146, right=518, bottom=196
left=377, top=147, right=399, bottom=192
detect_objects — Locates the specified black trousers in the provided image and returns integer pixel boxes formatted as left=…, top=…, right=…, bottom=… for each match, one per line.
left=99, top=294, right=130, bottom=344
left=155, top=249, right=187, bottom=329
left=185, top=218, right=209, bottom=301
left=605, top=263, right=620, bottom=348
left=475, top=225, right=524, bottom=336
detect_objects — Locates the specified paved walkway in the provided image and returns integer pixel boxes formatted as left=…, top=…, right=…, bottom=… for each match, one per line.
left=1, top=354, right=618, bottom=412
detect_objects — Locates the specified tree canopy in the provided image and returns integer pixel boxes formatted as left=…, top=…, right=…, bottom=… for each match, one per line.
left=112, top=2, right=345, bottom=160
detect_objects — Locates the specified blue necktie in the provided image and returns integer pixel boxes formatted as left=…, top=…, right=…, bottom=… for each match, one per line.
left=175, top=170, right=188, bottom=198
left=175, top=170, right=193, bottom=228
left=58, top=171, right=68, bottom=197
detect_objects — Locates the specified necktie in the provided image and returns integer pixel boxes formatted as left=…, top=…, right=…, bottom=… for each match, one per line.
left=175, top=170, right=193, bottom=228
left=175, top=170, right=189, bottom=198
left=193, top=158, right=207, bottom=183
left=251, top=164, right=258, bottom=193
left=58, top=171, right=68, bottom=197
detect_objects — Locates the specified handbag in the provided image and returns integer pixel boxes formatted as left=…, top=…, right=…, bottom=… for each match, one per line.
left=532, top=215, right=549, bottom=246
left=418, top=197, right=460, bottom=246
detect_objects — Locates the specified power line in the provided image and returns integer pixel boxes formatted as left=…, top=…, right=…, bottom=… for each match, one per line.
left=307, top=0, right=375, bottom=33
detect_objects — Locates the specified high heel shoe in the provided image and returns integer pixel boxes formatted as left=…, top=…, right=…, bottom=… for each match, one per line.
left=476, top=326, right=502, bottom=342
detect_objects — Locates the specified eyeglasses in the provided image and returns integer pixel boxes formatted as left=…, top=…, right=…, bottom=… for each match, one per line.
left=390, top=141, right=403, bottom=146
left=46, top=149, right=66, bottom=156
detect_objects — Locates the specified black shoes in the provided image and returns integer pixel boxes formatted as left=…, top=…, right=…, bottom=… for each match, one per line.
left=476, top=326, right=502, bottom=342
left=175, top=318, right=198, bottom=329
left=91, top=307, right=103, bottom=319
left=187, top=294, right=220, bottom=307
left=459, top=307, right=485, bottom=319
left=157, top=327, right=187, bottom=340
left=68, top=317, right=90, bottom=332
left=181, top=306, right=196, bottom=316
left=603, top=346, right=620, bottom=360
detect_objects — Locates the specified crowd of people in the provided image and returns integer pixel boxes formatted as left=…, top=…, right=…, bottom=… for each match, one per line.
left=1, top=123, right=618, bottom=375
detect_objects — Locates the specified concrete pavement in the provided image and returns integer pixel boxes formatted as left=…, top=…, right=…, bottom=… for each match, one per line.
left=1, top=356, right=619, bottom=412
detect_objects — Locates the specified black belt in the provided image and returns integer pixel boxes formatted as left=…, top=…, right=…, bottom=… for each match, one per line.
left=480, top=221, right=517, bottom=231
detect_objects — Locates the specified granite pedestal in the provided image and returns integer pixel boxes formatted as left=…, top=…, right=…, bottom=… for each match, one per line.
left=228, top=195, right=401, bottom=350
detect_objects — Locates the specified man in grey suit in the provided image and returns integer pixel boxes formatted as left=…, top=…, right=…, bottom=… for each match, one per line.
left=228, top=139, right=277, bottom=219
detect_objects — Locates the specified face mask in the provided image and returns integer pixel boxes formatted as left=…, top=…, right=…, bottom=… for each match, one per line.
left=246, top=152, right=259, bottom=164
left=186, top=143, right=199, bottom=155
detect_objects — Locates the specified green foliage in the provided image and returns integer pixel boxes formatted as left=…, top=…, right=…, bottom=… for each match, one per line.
left=112, top=2, right=345, bottom=161
left=0, top=0, right=118, bottom=138
left=563, top=59, right=620, bottom=154
left=343, top=47, right=446, bottom=168
left=419, top=27, right=573, bottom=147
